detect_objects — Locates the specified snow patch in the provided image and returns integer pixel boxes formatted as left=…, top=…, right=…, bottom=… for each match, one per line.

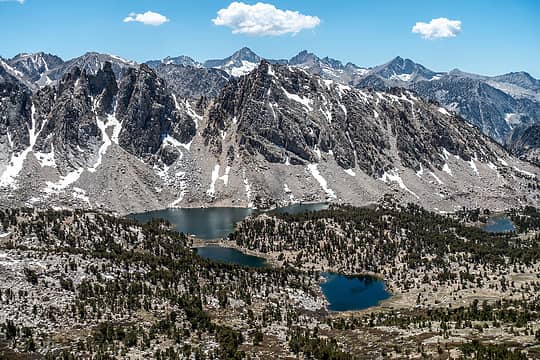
left=313, top=146, right=322, bottom=160
left=34, top=145, right=56, bottom=168
left=438, top=107, right=450, bottom=116
left=162, top=134, right=192, bottom=151
left=242, top=171, right=254, bottom=207
left=321, top=106, right=332, bottom=123
left=307, top=164, right=337, bottom=199
left=207, top=165, right=220, bottom=196
left=469, top=159, right=479, bottom=176
left=0, top=103, right=45, bottom=188
left=441, top=148, right=452, bottom=160
left=416, top=164, right=424, bottom=177
left=504, top=113, right=521, bottom=128
left=219, top=166, right=231, bottom=186
left=183, top=98, right=202, bottom=129
left=391, top=73, right=412, bottom=82
left=283, top=183, right=295, bottom=202
left=267, top=64, right=276, bottom=78
left=72, top=187, right=90, bottom=205
left=0, top=59, right=24, bottom=78
left=513, top=166, right=535, bottom=179
left=43, top=168, right=84, bottom=194
left=442, top=163, right=453, bottom=176
left=229, top=60, right=258, bottom=77
left=497, top=157, right=509, bottom=166
left=429, top=171, right=444, bottom=185
left=88, top=116, right=111, bottom=173
left=344, top=168, right=356, bottom=177
left=282, top=87, right=313, bottom=111
left=108, top=113, right=122, bottom=144
left=379, top=169, right=419, bottom=199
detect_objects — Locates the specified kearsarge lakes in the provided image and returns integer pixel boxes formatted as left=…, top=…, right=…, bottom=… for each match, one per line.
left=129, top=203, right=392, bottom=311
left=129, top=206, right=517, bottom=312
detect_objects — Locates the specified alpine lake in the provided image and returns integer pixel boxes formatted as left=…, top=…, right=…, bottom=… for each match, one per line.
left=481, top=215, right=516, bottom=233
left=128, top=203, right=391, bottom=311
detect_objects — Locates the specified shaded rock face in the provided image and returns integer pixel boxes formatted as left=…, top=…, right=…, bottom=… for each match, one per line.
left=152, top=64, right=230, bottom=99
left=205, top=61, right=502, bottom=177
left=507, top=124, right=540, bottom=165
left=33, top=67, right=102, bottom=169
left=353, top=74, right=388, bottom=91
left=88, top=62, right=118, bottom=114
left=0, top=66, right=32, bottom=158
left=1, top=61, right=197, bottom=172
left=116, top=64, right=196, bottom=158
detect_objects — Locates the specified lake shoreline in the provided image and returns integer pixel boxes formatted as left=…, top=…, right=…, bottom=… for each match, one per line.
left=125, top=200, right=331, bottom=217
left=192, top=238, right=395, bottom=312
left=129, top=203, right=402, bottom=312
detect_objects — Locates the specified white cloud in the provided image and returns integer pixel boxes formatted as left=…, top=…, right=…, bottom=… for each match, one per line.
left=412, top=17, right=461, bottom=39
left=0, top=0, right=25, bottom=3
left=123, top=11, right=169, bottom=26
left=212, top=2, right=320, bottom=36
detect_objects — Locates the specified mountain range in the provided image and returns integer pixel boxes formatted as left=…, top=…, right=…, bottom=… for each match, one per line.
left=1, top=48, right=540, bottom=214
left=145, top=47, right=540, bottom=145
left=5, top=46, right=539, bottom=145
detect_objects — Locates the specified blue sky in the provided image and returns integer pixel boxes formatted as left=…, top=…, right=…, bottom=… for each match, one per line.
left=1, top=0, right=539, bottom=77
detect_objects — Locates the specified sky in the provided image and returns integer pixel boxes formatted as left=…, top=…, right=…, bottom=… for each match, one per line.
left=1, top=0, right=539, bottom=77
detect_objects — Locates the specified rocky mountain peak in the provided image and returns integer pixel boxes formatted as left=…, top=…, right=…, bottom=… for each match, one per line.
left=373, top=56, right=437, bottom=81
left=8, top=52, right=64, bottom=82
left=492, top=71, right=540, bottom=92
left=45, top=52, right=137, bottom=84
left=162, top=55, right=201, bottom=68
left=87, top=61, right=118, bottom=114
left=206, top=62, right=504, bottom=176
left=289, top=50, right=319, bottom=65
left=232, top=47, right=261, bottom=62
left=116, top=64, right=196, bottom=159
left=203, top=47, right=262, bottom=76
left=321, top=56, right=345, bottom=69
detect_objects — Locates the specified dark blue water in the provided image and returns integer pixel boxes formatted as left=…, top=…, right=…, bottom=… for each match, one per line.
left=195, top=246, right=267, bottom=268
left=320, top=272, right=390, bottom=311
left=129, top=207, right=255, bottom=240
left=482, top=216, right=515, bottom=233
left=128, top=203, right=327, bottom=240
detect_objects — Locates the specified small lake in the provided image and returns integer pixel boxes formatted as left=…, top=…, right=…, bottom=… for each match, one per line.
left=129, top=207, right=255, bottom=240
left=195, top=246, right=267, bottom=268
left=128, top=203, right=328, bottom=240
left=320, top=272, right=391, bottom=311
left=482, top=215, right=516, bottom=233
